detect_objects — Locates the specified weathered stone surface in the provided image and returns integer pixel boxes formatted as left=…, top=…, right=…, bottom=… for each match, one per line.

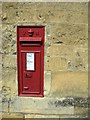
left=0, top=114, right=2, bottom=120
left=44, top=71, right=51, bottom=96
left=10, top=97, right=74, bottom=114
left=0, top=78, right=2, bottom=113
left=0, top=25, right=2, bottom=53
left=2, top=102, right=8, bottom=112
left=2, top=0, right=89, bottom=2
left=2, top=3, right=88, bottom=24
left=47, top=45, right=88, bottom=58
left=0, top=54, right=2, bottom=63
left=48, top=97, right=88, bottom=108
left=50, top=23, right=88, bottom=45
left=46, top=56, right=67, bottom=71
left=0, top=97, right=2, bottom=112
left=49, top=6, right=87, bottom=24
left=60, top=118, right=88, bottom=120
left=2, top=24, right=16, bottom=54
left=51, top=71, right=88, bottom=97
left=46, top=55, right=87, bottom=71
left=74, top=107, right=88, bottom=117
left=1, top=2, right=88, bottom=117
left=25, top=114, right=59, bottom=118
left=2, top=2, right=18, bottom=10
left=0, top=54, right=2, bottom=82
left=2, top=68, right=17, bottom=100
left=0, top=80, right=2, bottom=91
left=0, top=3, right=2, bottom=15
left=2, top=113, right=24, bottom=119
left=46, top=45, right=88, bottom=71
left=74, top=98, right=88, bottom=107
left=2, top=55, right=17, bottom=68
left=2, top=7, right=38, bottom=23
left=59, top=115, right=87, bottom=119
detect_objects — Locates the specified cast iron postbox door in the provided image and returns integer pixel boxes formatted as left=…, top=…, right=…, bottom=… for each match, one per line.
left=17, top=26, right=44, bottom=97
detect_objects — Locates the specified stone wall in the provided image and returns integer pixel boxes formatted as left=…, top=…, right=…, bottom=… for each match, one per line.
left=0, top=1, right=89, bottom=119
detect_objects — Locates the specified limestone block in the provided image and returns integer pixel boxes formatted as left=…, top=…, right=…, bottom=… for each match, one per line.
left=0, top=80, right=2, bottom=91
left=60, top=118, right=88, bottom=120
left=0, top=3, right=2, bottom=16
left=2, top=0, right=18, bottom=2
left=0, top=54, right=2, bottom=80
left=2, top=55, right=17, bottom=68
left=74, top=107, right=88, bottom=117
left=46, top=56, right=67, bottom=71
left=2, top=113, right=23, bottom=119
left=59, top=114, right=87, bottom=118
left=47, top=45, right=88, bottom=71
left=25, top=114, right=59, bottom=118
left=16, top=2, right=39, bottom=9
left=2, top=102, right=8, bottom=112
left=45, top=24, right=52, bottom=41
left=45, top=52, right=88, bottom=71
left=0, top=25, right=2, bottom=53
left=2, top=3, right=50, bottom=23
left=2, top=7, right=38, bottom=23
left=67, top=47, right=88, bottom=71
left=0, top=113, right=2, bottom=120
left=2, top=68, right=17, bottom=98
left=47, top=45, right=87, bottom=57
left=2, top=24, right=16, bottom=54
left=50, top=71, right=88, bottom=97
left=50, top=23, right=88, bottom=46
left=0, top=81, right=2, bottom=105
left=44, top=71, right=51, bottom=96
left=0, top=40, right=1, bottom=49
left=49, top=2, right=88, bottom=12
left=0, top=25, right=2, bottom=32
left=2, top=2, right=88, bottom=24
left=0, top=97, right=2, bottom=112
left=16, top=2, right=47, bottom=10
left=10, top=97, right=74, bottom=114
left=50, top=9, right=87, bottom=24
left=47, top=44, right=66, bottom=57
left=2, top=2, right=18, bottom=10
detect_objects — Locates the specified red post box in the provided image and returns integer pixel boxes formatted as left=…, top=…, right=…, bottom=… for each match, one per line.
left=17, top=26, right=44, bottom=97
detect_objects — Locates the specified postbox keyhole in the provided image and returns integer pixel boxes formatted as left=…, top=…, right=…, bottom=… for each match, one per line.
left=28, top=29, right=34, bottom=37
left=25, top=73, right=32, bottom=78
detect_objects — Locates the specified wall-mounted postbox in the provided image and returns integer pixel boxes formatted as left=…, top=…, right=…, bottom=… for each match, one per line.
left=17, top=26, right=44, bottom=97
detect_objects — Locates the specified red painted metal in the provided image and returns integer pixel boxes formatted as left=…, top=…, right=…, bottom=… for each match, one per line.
left=19, top=37, right=42, bottom=42
left=17, top=26, right=44, bottom=97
